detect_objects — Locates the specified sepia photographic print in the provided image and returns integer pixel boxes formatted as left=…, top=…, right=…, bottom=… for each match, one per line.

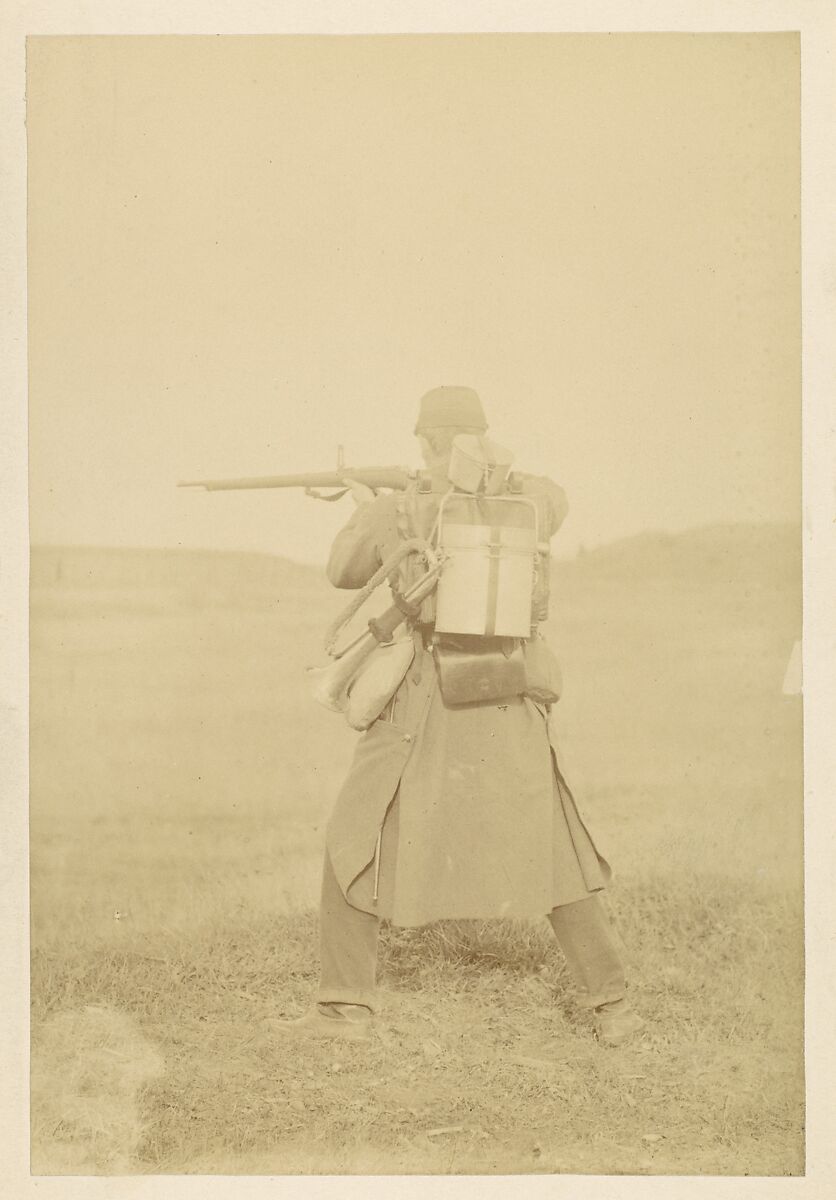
left=4, top=3, right=835, bottom=1194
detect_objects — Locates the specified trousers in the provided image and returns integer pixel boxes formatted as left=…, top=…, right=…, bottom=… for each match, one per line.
left=315, top=851, right=627, bottom=1013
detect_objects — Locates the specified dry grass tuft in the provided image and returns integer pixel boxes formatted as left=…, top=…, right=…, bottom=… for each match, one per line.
left=31, top=1005, right=164, bottom=1174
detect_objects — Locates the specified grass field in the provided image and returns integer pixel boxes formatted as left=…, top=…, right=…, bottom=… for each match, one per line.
left=29, top=524, right=804, bottom=1175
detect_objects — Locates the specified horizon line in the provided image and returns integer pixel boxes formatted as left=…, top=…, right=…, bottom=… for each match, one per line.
left=29, top=516, right=800, bottom=570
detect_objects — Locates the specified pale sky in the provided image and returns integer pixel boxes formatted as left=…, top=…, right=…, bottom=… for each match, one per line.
left=27, top=33, right=800, bottom=563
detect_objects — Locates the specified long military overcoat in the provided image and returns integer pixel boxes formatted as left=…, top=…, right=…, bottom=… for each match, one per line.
left=324, top=473, right=611, bottom=927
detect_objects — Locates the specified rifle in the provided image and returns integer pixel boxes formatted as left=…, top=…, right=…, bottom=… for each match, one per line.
left=178, top=448, right=424, bottom=501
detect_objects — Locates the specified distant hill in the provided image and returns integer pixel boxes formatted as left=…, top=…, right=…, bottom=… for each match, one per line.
left=30, top=544, right=323, bottom=595
left=563, top=522, right=800, bottom=587
left=31, top=521, right=800, bottom=603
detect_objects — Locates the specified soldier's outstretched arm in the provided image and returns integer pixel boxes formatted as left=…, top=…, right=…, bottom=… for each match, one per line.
left=325, top=493, right=399, bottom=589
left=520, top=474, right=569, bottom=537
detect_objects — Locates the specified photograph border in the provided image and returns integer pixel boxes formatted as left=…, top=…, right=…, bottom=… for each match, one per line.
left=2, top=3, right=834, bottom=1197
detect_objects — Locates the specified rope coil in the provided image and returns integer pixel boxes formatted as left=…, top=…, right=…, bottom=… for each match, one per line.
left=323, top=538, right=431, bottom=657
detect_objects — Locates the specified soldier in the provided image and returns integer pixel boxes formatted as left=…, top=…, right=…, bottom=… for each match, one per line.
left=275, top=386, right=644, bottom=1048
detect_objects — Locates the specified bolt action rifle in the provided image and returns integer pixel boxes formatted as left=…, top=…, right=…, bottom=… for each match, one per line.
left=178, top=447, right=427, bottom=501
left=179, top=446, right=448, bottom=726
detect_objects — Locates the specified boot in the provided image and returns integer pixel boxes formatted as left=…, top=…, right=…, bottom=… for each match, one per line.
left=268, top=1002, right=373, bottom=1042
left=594, top=998, right=645, bottom=1047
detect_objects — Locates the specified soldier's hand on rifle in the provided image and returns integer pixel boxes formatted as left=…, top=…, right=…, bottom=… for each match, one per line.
left=342, top=477, right=377, bottom=505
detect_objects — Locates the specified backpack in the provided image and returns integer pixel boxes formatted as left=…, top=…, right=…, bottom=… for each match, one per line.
left=394, top=478, right=551, bottom=635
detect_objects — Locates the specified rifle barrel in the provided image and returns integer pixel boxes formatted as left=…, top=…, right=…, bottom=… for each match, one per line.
left=178, top=466, right=413, bottom=492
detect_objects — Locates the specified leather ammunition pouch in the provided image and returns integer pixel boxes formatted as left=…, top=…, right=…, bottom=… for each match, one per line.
left=433, top=632, right=562, bottom=707
left=433, top=634, right=526, bottom=705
